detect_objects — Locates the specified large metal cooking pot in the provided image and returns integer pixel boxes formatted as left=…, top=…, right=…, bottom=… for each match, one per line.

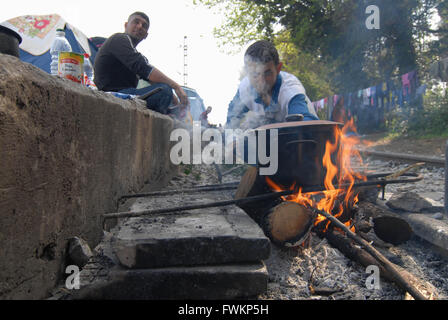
left=0, top=25, right=22, bottom=58
left=254, top=119, right=343, bottom=188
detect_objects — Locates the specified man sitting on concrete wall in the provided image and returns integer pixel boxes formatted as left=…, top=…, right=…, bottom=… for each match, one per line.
left=94, top=11, right=189, bottom=114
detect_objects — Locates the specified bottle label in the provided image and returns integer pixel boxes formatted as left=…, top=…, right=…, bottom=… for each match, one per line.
left=58, top=52, right=84, bottom=84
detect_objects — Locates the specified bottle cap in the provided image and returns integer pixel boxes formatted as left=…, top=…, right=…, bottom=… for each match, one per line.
left=83, top=53, right=90, bottom=58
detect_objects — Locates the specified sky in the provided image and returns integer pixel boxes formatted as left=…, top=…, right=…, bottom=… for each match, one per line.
left=1, top=0, right=248, bottom=125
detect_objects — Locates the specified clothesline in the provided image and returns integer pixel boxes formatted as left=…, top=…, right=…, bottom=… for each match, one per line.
left=312, top=69, right=427, bottom=118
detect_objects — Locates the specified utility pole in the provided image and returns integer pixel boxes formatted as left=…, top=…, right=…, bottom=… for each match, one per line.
left=183, top=36, right=188, bottom=87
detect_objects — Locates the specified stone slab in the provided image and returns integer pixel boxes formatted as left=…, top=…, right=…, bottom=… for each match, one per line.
left=112, top=204, right=271, bottom=269
left=386, top=192, right=434, bottom=212
left=72, top=254, right=268, bottom=300
left=402, top=213, right=448, bottom=252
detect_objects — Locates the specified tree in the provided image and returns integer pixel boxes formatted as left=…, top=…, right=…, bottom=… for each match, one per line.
left=195, top=0, right=444, bottom=93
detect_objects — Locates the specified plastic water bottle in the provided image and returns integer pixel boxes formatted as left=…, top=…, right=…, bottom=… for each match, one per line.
left=83, top=53, right=95, bottom=88
left=50, top=28, right=72, bottom=76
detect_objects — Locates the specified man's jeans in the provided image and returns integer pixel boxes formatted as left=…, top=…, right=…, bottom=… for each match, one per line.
left=119, top=83, right=173, bottom=114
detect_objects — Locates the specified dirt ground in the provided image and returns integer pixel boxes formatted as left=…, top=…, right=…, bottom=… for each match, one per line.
left=361, top=133, right=447, bottom=158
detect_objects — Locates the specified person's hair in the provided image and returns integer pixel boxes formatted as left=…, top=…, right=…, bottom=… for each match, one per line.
left=244, top=40, right=279, bottom=65
left=128, top=11, right=150, bottom=26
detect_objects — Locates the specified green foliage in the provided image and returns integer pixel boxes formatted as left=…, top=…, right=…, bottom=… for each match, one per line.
left=385, top=86, right=448, bottom=137
left=194, top=0, right=444, bottom=94
left=274, top=31, right=335, bottom=101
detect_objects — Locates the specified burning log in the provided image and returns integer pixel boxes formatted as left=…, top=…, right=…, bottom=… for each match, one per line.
left=264, top=202, right=316, bottom=247
left=357, top=202, right=413, bottom=245
left=234, top=166, right=271, bottom=210
left=235, top=167, right=316, bottom=246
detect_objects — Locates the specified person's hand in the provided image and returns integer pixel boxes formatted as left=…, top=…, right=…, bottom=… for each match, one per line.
left=173, top=85, right=190, bottom=107
left=171, top=94, right=180, bottom=106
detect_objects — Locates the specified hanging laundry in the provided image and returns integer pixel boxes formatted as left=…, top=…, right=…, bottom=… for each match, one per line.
left=416, top=84, right=427, bottom=96
left=363, top=88, right=370, bottom=106
left=376, top=84, right=384, bottom=110
left=333, top=95, right=339, bottom=108
left=370, top=86, right=377, bottom=107
left=402, top=71, right=416, bottom=101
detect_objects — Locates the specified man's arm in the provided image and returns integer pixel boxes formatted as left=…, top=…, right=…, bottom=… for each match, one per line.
left=226, top=91, right=250, bottom=128
left=147, top=68, right=189, bottom=106
left=109, top=34, right=189, bottom=106
left=288, top=94, right=319, bottom=121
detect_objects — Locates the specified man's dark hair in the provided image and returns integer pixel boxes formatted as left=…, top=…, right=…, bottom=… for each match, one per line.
left=128, top=11, right=150, bottom=26
left=244, top=40, right=279, bottom=65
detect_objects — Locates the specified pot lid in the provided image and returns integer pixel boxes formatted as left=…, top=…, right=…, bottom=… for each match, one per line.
left=255, top=120, right=343, bottom=131
left=0, top=25, right=22, bottom=44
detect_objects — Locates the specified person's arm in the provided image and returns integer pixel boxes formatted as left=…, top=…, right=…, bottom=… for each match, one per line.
left=288, top=94, right=319, bottom=121
left=147, top=67, right=189, bottom=106
left=110, top=34, right=189, bottom=106
left=226, top=91, right=250, bottom=128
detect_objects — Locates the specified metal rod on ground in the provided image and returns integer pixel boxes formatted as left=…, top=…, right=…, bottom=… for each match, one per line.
left=118, top=181, right=240, bottom=201
left=104, top=175, right=423, bottom=220
left=104, top=189, right=296, bottom=220
left=119, top=172, right=422, bottom=202
left=222, top=165, right=245, bottom=176
left=312, top=207, right=427, bottom=300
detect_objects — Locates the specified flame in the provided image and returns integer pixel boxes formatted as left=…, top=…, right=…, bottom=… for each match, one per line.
left=266, top=119, right=366, bottom=233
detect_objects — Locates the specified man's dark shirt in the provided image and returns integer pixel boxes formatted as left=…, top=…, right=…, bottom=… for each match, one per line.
left=93, top=33, right=154, bottom=92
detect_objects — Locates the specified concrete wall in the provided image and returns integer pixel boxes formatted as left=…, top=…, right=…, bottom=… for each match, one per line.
left=0, top=54, right=177, bottom=299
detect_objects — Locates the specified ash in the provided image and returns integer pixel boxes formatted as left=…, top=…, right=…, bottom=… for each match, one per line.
left=259, top=234, right=448, bottom=300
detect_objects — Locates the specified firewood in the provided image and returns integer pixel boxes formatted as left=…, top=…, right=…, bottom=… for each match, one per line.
left=264, top=202, right=316, bottom=247
left=323, top=230, right=436, bottom=300
left=235, top=166, right=269, bottom=201
left=357, top=201, right=413, bottom=245
left=384, top=162, right=425, bottom=180
left=234, top=166, right=278, bottom=215
left=313, top=208, right=432, bottom=300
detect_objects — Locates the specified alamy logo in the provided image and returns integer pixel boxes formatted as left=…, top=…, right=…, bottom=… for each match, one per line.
left=170, top=122, right=278, bottom=175
left=365, top=265, right=381, bottom=290
left=65, top=265, right=80, bottom=290
left=365, top=5, right=380, bottom=30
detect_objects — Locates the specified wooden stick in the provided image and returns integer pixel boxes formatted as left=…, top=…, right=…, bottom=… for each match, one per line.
left=384, top=162, right=425, bottom=180
left=312, top=207, right=427, bottom=300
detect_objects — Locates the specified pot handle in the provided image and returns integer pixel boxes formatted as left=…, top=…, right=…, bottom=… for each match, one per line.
left=285, top=114, right=304, bottom=122
left=285, top=139, right=317, bottom=146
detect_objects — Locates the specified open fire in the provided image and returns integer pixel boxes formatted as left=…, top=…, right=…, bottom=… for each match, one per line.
left=265, top=119, right=367, bottom=233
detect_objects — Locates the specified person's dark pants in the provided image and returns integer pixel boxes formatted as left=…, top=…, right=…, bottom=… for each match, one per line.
left=119, top=83, right=173, bottom=114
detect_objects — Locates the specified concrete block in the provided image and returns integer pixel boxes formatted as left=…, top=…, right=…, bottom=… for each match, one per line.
left=112, top=205, right=271, bottom=268
left=74, top=255, right=268, bottom=300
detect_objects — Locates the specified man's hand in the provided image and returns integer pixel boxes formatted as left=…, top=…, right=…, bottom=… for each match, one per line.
left=173, top=85, right=189, bottom=107
left=147, top=68, right=190, bottom=107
